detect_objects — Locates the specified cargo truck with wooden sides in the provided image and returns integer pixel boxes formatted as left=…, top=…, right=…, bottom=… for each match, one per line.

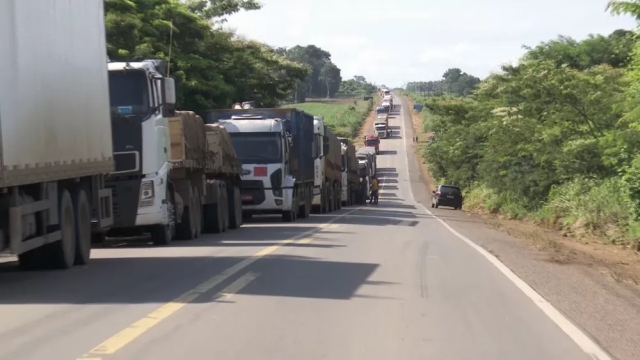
left=104, top=59, right=242, bottom=245
left=311, top=116, right=342, bottom=213
left=338, top=137, right=364, bottom=206
left=204, top=108, right=315, bottom=222
left=0, top=0, right=114, bottom=269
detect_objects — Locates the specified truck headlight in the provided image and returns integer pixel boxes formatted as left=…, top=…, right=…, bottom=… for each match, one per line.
left=272, top=189, right=283, bottom=197
left=139, top=180, right=155, bottom=207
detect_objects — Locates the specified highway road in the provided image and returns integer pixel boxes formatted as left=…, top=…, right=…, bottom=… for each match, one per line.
left=0, top=97, right=610, bottom=360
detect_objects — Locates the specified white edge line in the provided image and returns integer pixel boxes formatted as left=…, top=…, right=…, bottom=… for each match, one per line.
left=397, top=95, right=611, bottom=360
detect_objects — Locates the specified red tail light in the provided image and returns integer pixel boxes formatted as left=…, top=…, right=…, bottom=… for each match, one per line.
left=254, top=166, right=268, bottom=176
left=436, top=191, right=441, bottom=197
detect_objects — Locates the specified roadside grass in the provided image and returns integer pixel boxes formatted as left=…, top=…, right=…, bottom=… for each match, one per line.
left=282, top=98, right=373, bottom=139
left=404, top=91, right=640, bottom=250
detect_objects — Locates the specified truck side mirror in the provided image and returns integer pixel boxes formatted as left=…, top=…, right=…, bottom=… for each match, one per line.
left=159, top=77, right=176, bottom=105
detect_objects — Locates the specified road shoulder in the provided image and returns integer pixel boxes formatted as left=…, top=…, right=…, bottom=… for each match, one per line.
left=399, top=95, right=640, bottom=360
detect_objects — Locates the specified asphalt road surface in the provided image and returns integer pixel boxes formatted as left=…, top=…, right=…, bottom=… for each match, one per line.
left=0, top=97, right=610, bottom=360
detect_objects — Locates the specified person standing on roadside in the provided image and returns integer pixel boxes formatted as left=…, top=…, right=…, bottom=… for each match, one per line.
left=370, top=176, right=379, bottom=204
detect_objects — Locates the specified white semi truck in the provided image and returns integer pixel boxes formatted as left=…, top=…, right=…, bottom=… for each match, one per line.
left=311, top=117, right=342, bottom=213
left=0, top=0, right=114, bottom=269
left=206, top=108, right=316, bottom=222
left=104, top=60, right=242, bottom=244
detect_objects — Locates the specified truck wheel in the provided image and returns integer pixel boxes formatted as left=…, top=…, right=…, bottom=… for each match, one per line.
left=283, top=192, right=298, bottom=222
left=175, top=186, right=197, bottom=240
left=73, top=188, right=92, bottom=265
left=51, top=189, right=77, bottom=269
left=320, top=188, right=327, bottom=214
left=228, top=185, right=242, bottom=229
left=203, top=190, right=224, bottom=234
left=299, top=187, right=310, bottom=219
left=221, top=188, right=229, bottom=232
left=151, top=189, right=175, bottom=245
left=18, top=190, right=76, bottom=270
left=328, top=185, right=335, bottom=212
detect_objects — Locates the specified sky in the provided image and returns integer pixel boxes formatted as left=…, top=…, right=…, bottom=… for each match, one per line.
left=223, top=0, right=638, bottom=88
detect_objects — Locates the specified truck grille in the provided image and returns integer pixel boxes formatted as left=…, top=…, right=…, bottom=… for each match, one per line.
left=113, top=152, right=139, bottom=173
left=241, top=180, right=266, bottom=205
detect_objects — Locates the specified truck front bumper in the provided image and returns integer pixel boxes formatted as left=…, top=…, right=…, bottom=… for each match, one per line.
left=242, top=187, right=295, bottom=214
left=107, top=172, right=169, bottom=230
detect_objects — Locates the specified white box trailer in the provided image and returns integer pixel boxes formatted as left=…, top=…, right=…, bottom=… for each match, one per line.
left=0, top=0, right=114, bottom=269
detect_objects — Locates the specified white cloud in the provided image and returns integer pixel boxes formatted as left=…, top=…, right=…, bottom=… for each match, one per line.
left=418, top=43, right=478, bottom=63
left=222, top=0, right=637, bottom=88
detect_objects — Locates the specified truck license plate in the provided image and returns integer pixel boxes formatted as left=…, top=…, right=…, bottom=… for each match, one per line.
left=242, top=195, right=252, bottom=200
left=447, top=195, right=454, bottom=198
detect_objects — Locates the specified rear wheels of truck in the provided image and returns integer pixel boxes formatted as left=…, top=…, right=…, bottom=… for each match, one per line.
left=18, top=189, right=76, bottom=270
left=203, top=184, right=228, bottom=234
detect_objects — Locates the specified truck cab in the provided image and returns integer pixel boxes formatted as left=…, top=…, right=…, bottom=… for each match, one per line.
left=106, top=59, right=178, bottom=241
left=218, top=115, right=295, bottom=217
left=364, top=135, right=380, bottom=154
left=374, top=121, right=389, bottom=138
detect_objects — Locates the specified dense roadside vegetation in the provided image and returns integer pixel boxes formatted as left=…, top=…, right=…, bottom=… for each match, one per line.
left=105, top=0, right=347, bottom=113
left=405, top=4, right=640, bottom=248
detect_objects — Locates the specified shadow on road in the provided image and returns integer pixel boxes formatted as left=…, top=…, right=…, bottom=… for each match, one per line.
left=0, top=254, right=385, bottom=304
left=378, top=150, right=397, bottom=155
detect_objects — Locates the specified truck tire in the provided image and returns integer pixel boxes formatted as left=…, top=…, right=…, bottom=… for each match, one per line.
left=227, top=185, right=242, bottom=229
left=320, top=187, right=327, bottom=214
left=18, top=189, right=77, bottom=270
left=203, top=189, right=224, bottom=234
left=299, top=187, right=310, bottom=219
left=73, top=188, right=92, bottom=265
left=221, top=188, right=229, bottom=232
left=283, top=190, right=297, bottom=222
left=175, top=186, right=197, bottom=240
left=328, top=184, right=335, bottom=212
left=151, top=188, right=175, bottom=245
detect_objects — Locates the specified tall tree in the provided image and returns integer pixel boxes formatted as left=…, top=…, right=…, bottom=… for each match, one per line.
left=104, top=0, right=309, bottom=111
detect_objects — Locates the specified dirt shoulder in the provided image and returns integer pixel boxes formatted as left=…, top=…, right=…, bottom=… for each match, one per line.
left=354, top=96, right=378, bottom=149
left=400, top=94, right=640, bottom=360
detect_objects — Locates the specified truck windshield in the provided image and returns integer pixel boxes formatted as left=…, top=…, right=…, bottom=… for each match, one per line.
left=109, top=70, right=150, bottom=115
left=358, top=166, right=367, bottom=177
left=229, top=132, right=282, bottom=164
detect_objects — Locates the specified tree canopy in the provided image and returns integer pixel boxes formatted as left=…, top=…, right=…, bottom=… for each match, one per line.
left=405, top=68, right=481, bottom=97
left=104, top=0, right=311, bottom=112
left=276, top=45, right=344, bottom=101
left=337, top=76, right=378, bottom=97
left=408, top=26, right=640, bottom=245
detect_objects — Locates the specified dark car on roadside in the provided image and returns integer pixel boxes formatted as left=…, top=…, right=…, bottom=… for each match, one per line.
left=431, top=185, right=463, bottom=210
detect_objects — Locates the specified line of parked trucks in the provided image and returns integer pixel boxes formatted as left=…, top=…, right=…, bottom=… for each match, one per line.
left=0, top=0, right=380, bottom=271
